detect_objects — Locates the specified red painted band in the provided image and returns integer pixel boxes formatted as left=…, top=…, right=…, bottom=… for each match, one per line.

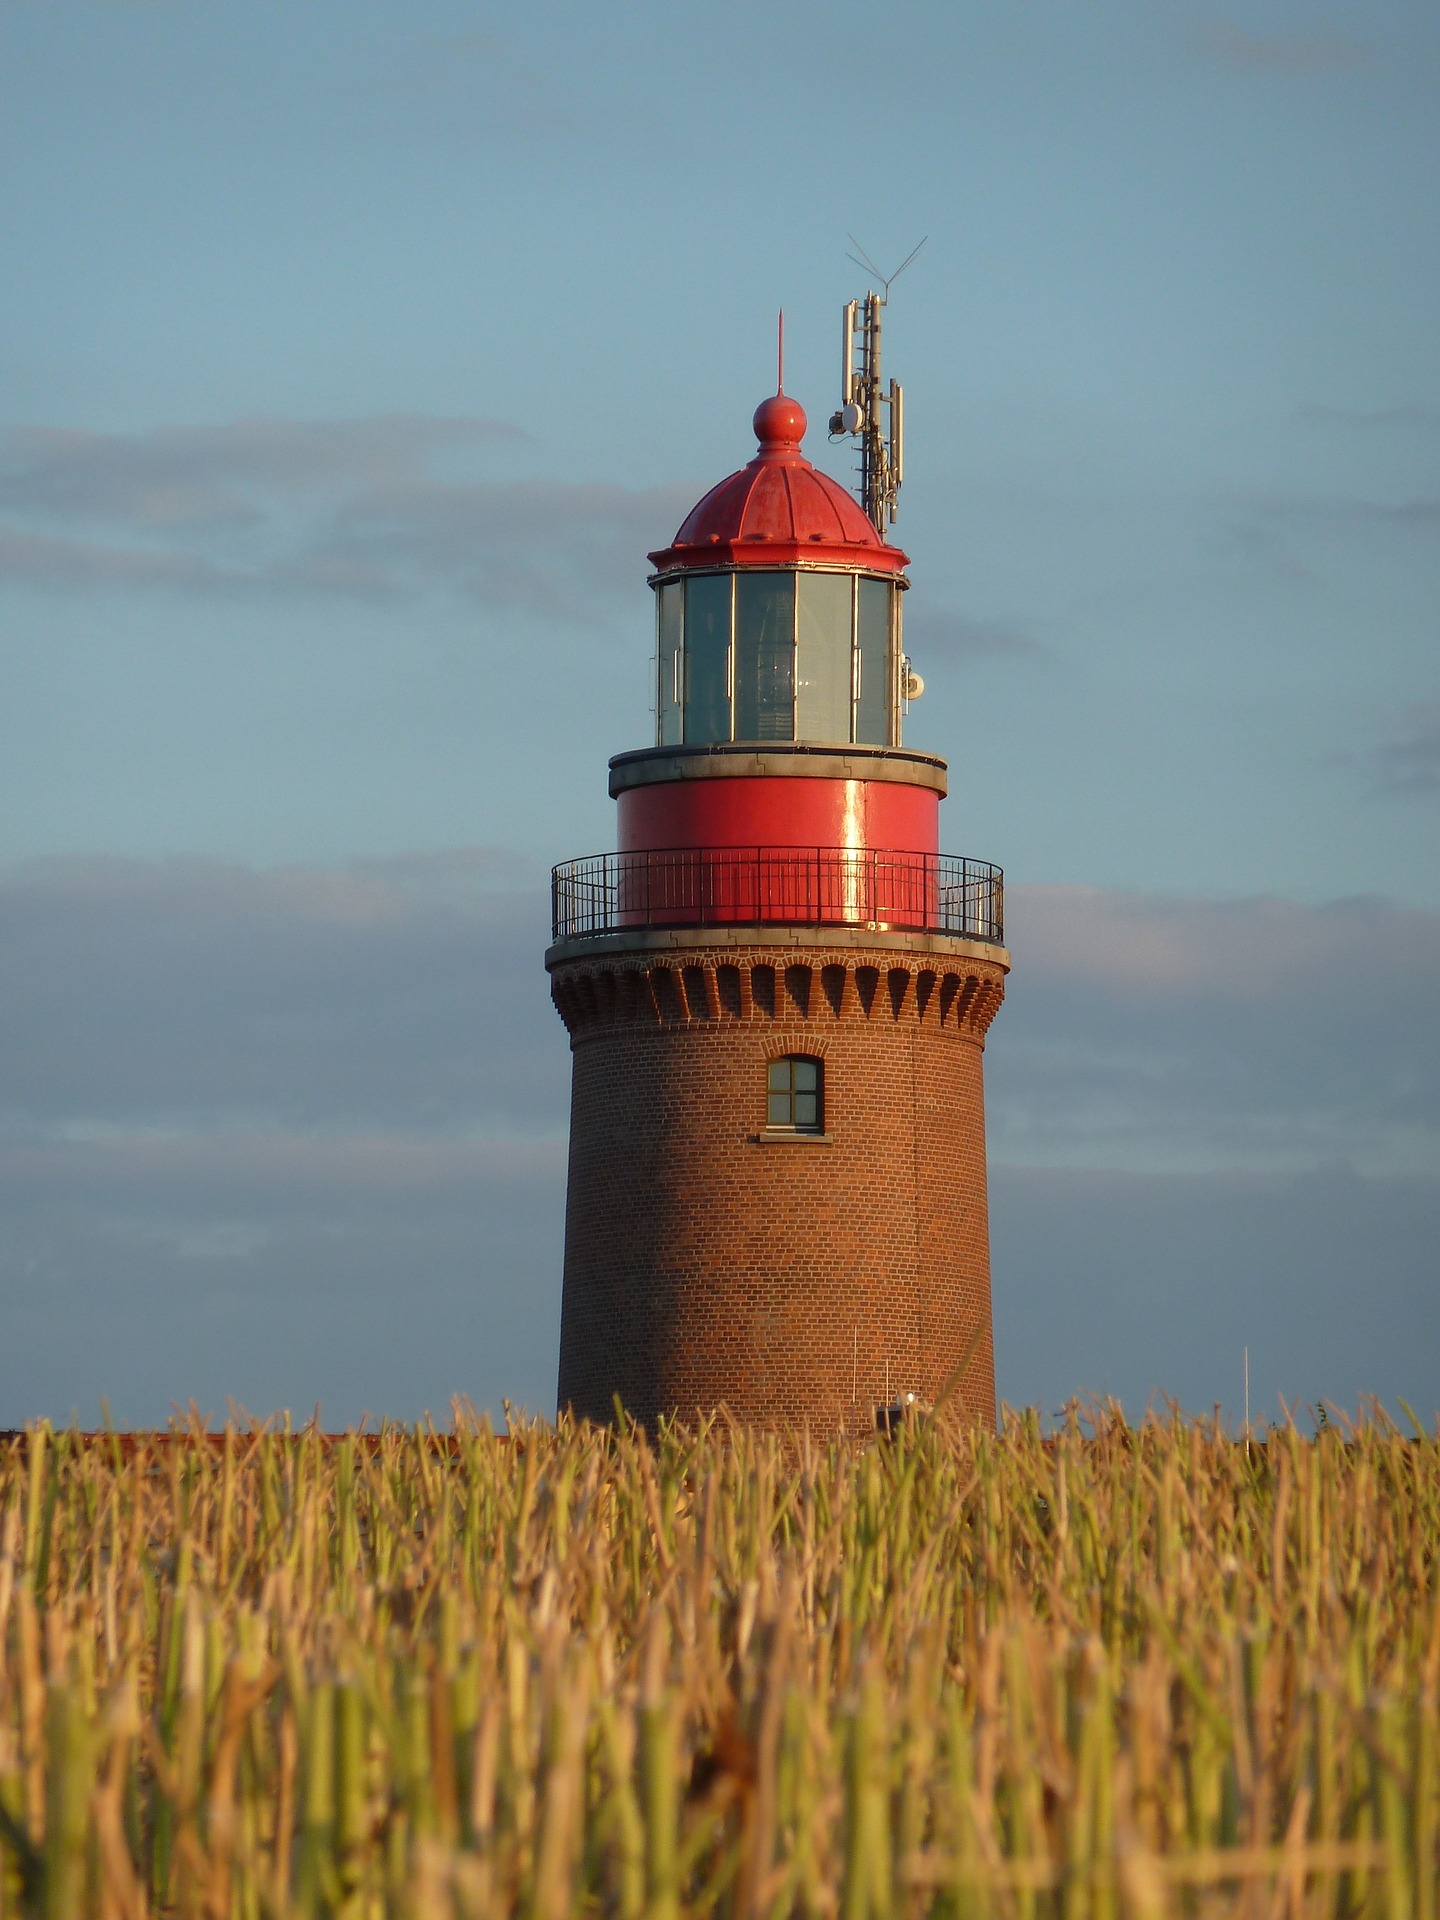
left=616, top=776, right=940, bottom=856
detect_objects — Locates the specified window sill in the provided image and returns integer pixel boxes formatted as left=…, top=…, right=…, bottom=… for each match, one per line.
left=753, top=1128, right=835, bottom=1146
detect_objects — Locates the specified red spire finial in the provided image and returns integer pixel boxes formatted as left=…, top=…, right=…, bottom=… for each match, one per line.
left=754, top=310, right=805, bottom=452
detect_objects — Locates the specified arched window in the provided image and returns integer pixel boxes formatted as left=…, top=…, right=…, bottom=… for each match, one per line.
left=767, top=1055, right=823, bottom=1133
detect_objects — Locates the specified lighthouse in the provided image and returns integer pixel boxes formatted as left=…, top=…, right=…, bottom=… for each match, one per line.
left=546, top=307, right=1008, bottom=1432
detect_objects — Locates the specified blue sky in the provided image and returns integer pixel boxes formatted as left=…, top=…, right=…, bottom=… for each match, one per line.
left=1, top=0, right=1436, bottom=1428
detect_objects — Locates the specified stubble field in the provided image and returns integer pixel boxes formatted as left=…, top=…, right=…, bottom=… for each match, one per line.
left=0, top=1405, right=1435, bottom=1917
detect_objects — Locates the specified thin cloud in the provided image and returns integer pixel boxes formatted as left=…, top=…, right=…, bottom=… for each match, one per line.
left=1348, top=704, right=1440, bottom=799
left=330, top=476, right=696, bottom=620
left=1261, top=491, right=1440, bottom=533
left=393, top=30, right=574, bottom=133
left=1345, top=500, right=1440, bottom=530
left=0, top=852, right=564, bottom=1131
left=1296, top=403, right=1440, bottom=433
left=903, top=606, right=1052, bottom=665
left=0, top=413, right=692, bottom=617
left=1219, top=490, right=1440, bottom=582
left=0, top=1135, right=566, bottom=1426
left=0, top=416, right=519, bottom=528
left=992, top=885, right=1440, bottom=1175
left=0, top=524, right=234, bottom=591
left=1191, top=22, right=1370, bottom=73
left=1009, top=884, right=1439, bottom=995
left=992, top=1161, right=1440, bottom=1423
left=0, top=846, right=570, bottom=1424
left=0, top=1129, right=564, bottom=1204
left=387, top=29, right=648, bottom=151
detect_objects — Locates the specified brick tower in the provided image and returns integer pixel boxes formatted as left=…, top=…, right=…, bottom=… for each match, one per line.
left=547, top=323, right=1008, bottom=1431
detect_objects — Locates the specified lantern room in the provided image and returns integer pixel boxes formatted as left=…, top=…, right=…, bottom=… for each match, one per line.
left=647, top=390, right=911, bottom=751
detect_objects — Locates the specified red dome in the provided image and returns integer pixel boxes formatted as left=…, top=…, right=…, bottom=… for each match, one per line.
left=648, top=391, right=909, bottom=577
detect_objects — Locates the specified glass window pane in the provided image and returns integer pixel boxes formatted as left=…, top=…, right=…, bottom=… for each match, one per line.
left=793, top=1060, right=818, bottom=1091
left=768, top=1092, right=791, bottom=1126
left=657, top=581, right=682, bottom=747
left=794, top=1092, right=818, bottom=1127
left=855, top=578, right=892, bottom=745
left=795, top=572, right=854, bottom=742
left=734, top=572, right=795, bottom=742
left=767, top=1060, right=791, bottom=1093
left=684, top=574, right=731, bottom=744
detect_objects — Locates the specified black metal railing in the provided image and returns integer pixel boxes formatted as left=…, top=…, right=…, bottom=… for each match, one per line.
left=551, top=847, right=1003, bottom=944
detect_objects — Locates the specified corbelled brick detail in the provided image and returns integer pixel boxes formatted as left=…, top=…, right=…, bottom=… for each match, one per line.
left=550, top=939, right=1005, bottom=1433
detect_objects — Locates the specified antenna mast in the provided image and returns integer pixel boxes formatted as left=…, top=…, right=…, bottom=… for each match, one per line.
left=829, top=235, right=924, bottom=537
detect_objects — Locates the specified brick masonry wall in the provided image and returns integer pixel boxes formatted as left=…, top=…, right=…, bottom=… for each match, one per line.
left=549, top=942, right=1005, bottom=1434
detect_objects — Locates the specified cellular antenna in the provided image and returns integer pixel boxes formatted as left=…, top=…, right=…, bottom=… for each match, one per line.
left=829, top=236, right=926, bottom=535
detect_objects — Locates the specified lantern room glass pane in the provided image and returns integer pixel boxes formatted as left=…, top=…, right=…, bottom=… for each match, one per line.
left=734, top=572, right=795, bottom=742
left=683, top=574, right=731, bottom=745
left=855, top=578, right=892, bottom=746
left=795, top=572, right=854, bottom=743
left=657, top=581, right=683, bottom=747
